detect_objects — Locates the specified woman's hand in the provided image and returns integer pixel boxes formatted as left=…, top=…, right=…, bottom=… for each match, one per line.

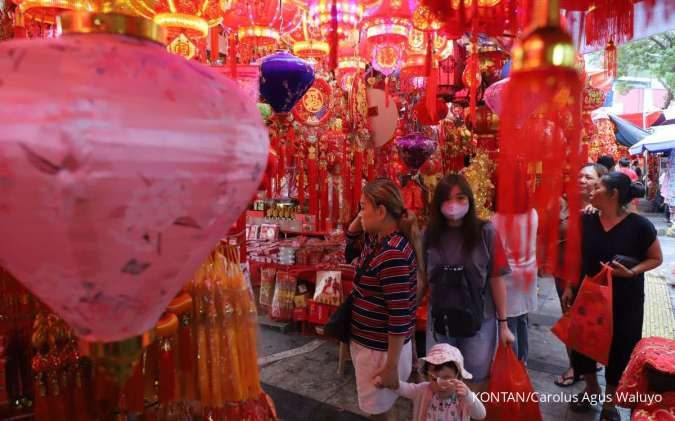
left=582, top=204, right=598, bottom=214
left=348, top=214, right=363, bottom=235
left=372, top=364, right=399, bottom=390
left=499, top=322, right=515, bottom=346
left=609, top=260, right=634, bottom=278
left=452, top=380, right=470, bottom=401
left=562, top=287, right=575, bottom=311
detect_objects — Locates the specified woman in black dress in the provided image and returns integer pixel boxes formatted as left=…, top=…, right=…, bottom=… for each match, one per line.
left=563, top=172, right=663, bottom=421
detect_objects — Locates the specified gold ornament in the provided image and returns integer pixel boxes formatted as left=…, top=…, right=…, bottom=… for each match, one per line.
left=461, top=151, right=494, bottom=220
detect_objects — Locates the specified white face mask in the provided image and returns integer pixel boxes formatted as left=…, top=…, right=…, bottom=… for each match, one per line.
left=441, top=201, right=469, bottom=220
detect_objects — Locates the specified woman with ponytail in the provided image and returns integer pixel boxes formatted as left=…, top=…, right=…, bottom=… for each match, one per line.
left=345, top=178, right=426, bottom=421
left=565, top=172, right=662, bottom=421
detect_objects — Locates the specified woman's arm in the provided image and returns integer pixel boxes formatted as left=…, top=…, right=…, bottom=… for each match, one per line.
left=610, top=238, right=663, bottom=278
left=467, top=392, right=487, bottom=419
left=345, top=215, right=364, bottom=263
left=490, top=275, right=515, bottom=345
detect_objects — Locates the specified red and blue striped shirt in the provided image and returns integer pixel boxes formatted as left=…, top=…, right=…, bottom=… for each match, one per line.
left=346, top=231, right=417, bottom=351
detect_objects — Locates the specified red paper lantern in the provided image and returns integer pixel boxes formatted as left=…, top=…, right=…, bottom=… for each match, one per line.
left=0, top=13, right=268, bottom=341
left=361, top=0, right=412, bottom=54
left=583, top=85, right=607, bottom=112
left=471, top=105, right=499, bottom=135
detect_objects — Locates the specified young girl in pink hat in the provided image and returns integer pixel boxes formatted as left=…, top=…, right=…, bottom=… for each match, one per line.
left=393, top=343, right=486, bottom=421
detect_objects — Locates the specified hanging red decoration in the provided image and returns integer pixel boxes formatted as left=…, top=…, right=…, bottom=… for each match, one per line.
left=292, top=78, right=334, bottom=126
left=584, top=0, right=633, bottom=47
left=604, top=39, right=617, bottom=80
left=415, top=97, right=449, bottom=125
left=496, top=0, right=584, bottom=289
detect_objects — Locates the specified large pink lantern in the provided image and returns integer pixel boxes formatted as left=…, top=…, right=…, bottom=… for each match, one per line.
left=0, top=13, right=269, bottom=342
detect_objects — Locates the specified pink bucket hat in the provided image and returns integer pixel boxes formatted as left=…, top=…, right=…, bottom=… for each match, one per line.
left=420, top=343, right=473, bottom=380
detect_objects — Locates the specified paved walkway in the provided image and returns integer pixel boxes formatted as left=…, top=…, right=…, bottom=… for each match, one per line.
left=258, top=213, right=675, bottom=421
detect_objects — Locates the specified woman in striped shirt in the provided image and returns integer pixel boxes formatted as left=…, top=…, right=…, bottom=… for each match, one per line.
left=346, top=178, right=426, bottom=421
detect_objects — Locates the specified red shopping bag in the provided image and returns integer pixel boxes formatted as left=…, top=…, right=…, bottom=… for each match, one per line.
left=551, top=265, right=613, bottom=365
left=485, top=344, right=542, bottom=421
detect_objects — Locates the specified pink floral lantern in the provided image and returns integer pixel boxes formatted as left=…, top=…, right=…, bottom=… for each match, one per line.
left=0, top=12, right=269, bottom=342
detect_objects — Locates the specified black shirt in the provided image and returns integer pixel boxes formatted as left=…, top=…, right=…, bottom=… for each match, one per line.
left=581, top=212, right=657, bottom=305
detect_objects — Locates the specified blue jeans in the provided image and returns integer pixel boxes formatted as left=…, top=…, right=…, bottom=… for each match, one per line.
left=426, top=313, right=497, bottom=383
left=507, top=314, right=529, bottom=363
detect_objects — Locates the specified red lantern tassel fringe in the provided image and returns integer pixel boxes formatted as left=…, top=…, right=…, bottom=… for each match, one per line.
left=352, top=150, right=363, bottom=214
left=210, top=27, right=219, bottom=63
left=308, top=155, right=319, bottom=218
left=342, top=142, right=352, bottom=219
left=584, top=0, right=633, bottom=47
left=329, top=0, right=338, bottom=70
left=319, top=165, right=329, bottom=230
left=158, top=342, right=175, bottom=404
left=297, top=159, right=305, bottom=207
left=229, top=32, right=238, bottom=79
left=123, top=363, right=145, bottom=414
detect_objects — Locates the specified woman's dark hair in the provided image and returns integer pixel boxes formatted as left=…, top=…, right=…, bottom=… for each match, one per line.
left=426, top=173, right=484, bottom=252
left=601, top=172, right=646, bottom=206
left=581, top=162, right=609, bottom=178
left=423, top=361, right=460, bottom=379
left=597, top=155, right=616, bottom=171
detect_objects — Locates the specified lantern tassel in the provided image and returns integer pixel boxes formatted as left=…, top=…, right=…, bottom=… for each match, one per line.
left=604, top=40, right=617, bottom=80
left=353, top=149, right=363, bottom=213
left=210, top=26, right=220, bottom=64
left=308, top=151, right=319, bottom=219
left=329, top=0, right=338, bottom=70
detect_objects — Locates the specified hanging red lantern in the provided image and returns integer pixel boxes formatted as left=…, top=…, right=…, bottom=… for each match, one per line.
left=412, top=4, right=443, bottom=31
left=361, top=0, right=412, bottom=57
left=309, top=0, right=364, bottom=40
left=219, top=0, right=282, bottom=62
left=583, top=85, right=607, bottom=112
left=496, top=0, right=584, bottom=289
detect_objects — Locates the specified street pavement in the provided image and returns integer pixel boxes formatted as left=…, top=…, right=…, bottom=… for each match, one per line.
left=257, top=212, right=675, bottom=421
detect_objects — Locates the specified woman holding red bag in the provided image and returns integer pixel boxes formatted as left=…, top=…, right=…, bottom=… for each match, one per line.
left=563, top=172, right=663, bottom=421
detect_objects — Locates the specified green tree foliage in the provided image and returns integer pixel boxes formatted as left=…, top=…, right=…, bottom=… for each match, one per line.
left=615, top=30, right=675, bottom=106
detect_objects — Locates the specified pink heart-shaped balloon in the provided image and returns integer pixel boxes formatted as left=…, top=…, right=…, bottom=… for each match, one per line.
left=0, top=34, right=268, bottom=342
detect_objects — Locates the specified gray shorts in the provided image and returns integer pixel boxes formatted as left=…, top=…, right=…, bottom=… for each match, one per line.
left=425, top=312, right=497, bottom=383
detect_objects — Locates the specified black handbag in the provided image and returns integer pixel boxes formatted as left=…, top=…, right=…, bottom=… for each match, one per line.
left=430, top=264, right=486, bottom=339
left=324, top=247, right=377, bottom=343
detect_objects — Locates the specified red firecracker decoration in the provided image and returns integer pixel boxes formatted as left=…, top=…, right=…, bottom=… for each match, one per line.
left=604, top=40, right=617, bottom=80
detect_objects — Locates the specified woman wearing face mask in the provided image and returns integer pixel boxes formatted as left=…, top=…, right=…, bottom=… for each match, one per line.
left=554, top=163, right=608, bottom=387
left=345, top=178, right=426, bottom=421
left=423, top=174, right=515, bottom=392
left=563, top=173, right=662, bottom=421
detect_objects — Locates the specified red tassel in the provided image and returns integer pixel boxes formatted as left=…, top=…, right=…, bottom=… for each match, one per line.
left=297, top=159, right=305, bottom=207
left=308, top=154, right=319, bottom=218
left=33, top=375, right=49, bottom=421
left=178, top=319, right=193, bottom=373
left=329, top=0, right=338, bottom=70
left=229, top=32, right=238, bottom=79
left=123, top=363, right=145, bottom=413
left=158, top=341, right=175, bottom=404
left=604, top=40, right=617, bottom=80
left=385, top=77, right=390, bottom=108
left=353, top=150, right=363, bottom=213
left=584, top=0, right=633, bottom=46
left=343, top=140, right=352, bottom=218
left=332, top=175, right=340, bottom=225
left=425, top=33, right=433, bottom=76
left=277, top=142, right=286, bottom=195
left=287, top=124, right=296, bottom=167
left=319, top=165, right=329, bottom=230
left=210, top=27, right=220, bottom=63
left=468, top=49, right=478, bottom=127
